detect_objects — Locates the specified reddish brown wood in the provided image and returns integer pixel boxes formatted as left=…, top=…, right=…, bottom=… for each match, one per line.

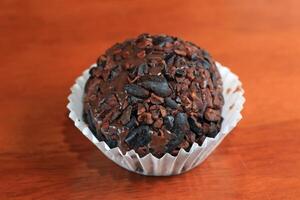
left=1, top=0, right=300, bottom=199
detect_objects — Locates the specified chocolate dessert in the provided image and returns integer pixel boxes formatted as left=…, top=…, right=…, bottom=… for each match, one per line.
left=83, top=33, right=224, bottom=158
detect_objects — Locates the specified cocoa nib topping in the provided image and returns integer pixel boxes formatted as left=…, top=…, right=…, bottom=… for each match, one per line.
left=83, top=33, right=224, bottom=158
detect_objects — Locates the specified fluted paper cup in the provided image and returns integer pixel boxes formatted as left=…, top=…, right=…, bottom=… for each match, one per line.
left=67, top=62, right=245, bottom=176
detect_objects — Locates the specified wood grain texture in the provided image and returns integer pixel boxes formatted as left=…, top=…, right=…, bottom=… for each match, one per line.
left=0, top=0, right=300, bottom=199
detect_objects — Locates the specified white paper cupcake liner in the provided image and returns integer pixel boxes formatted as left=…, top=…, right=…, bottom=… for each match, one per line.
left=67, top=62, right=245, bottom=176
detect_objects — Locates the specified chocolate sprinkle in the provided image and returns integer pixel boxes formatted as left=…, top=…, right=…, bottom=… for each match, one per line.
left=83, top=33, right=224, bottom=158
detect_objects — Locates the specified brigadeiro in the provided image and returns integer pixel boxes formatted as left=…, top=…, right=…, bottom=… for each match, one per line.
left=83, top=33, right=224, bottom=158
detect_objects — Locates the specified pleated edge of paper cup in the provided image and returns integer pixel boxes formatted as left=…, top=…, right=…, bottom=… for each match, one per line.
left=67, top=62, right=245, bottom=176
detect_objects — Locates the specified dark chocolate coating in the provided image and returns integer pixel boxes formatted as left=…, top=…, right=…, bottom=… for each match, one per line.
left=83, top=33, right=224, bottom=158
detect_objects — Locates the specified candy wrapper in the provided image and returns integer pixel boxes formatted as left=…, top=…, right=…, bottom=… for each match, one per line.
left=67, top=62, right=245, bottom=176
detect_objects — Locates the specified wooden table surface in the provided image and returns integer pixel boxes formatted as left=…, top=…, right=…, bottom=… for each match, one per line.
left=1, top=0, right=300, bottom=199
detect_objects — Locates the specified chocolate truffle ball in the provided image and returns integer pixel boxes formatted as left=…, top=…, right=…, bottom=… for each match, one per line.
left=83, top=33, right=224, bottom=158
